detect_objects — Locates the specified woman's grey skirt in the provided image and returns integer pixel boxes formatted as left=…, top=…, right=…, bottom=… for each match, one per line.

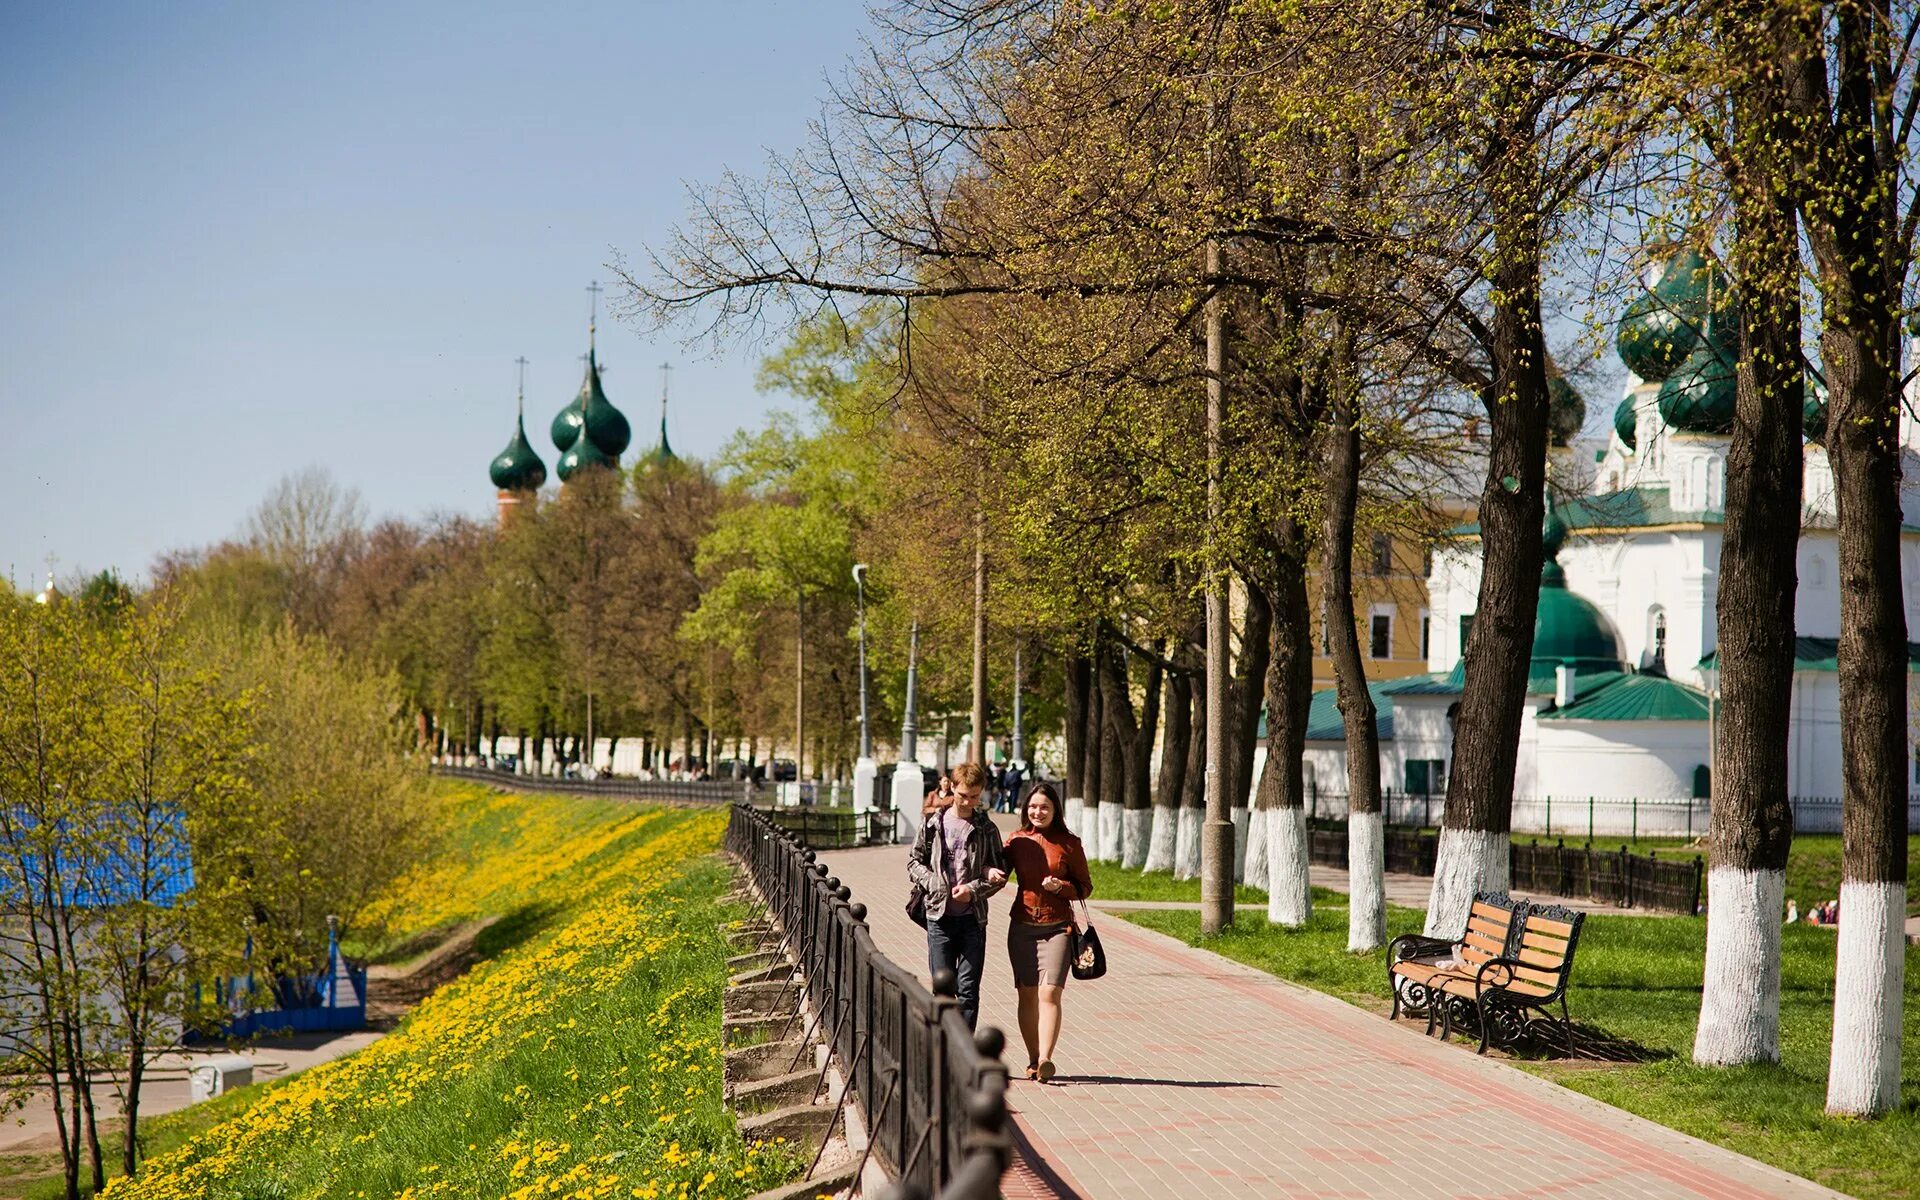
left=1007, top=919, right=1072, bottom=988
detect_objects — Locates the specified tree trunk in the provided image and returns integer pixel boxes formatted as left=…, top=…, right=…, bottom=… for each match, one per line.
left=1097, top=639, right=1127, bottom=863
left=1227, top=581, right=1273, bottom=882
left=1063, top=652, right=1091, bottom=835
left=1774, top=4, right=1911, bottom=1113
left=1323, top=374, right=1386, bottom=950
left=1148, top=647, right=1193, bottom=874
left=794, top=593, right=806, bottom=782
left=1099, top=631, right=1162, bottom=868
left=1083, top=652, right=1105, bottom=845
left=1258, top=522, right=1315, bottom=927
left=1423, top=61, right=1550, bottom=937
left=1694, top=8, right=1806, bottom=1069
left=1176, top=639, right=1208, bottom=880
left=972, top=506, right=989, bottom=764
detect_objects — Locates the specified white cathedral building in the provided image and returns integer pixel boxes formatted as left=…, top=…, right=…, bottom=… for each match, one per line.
left=1306, top=249, right=1920, bottom=836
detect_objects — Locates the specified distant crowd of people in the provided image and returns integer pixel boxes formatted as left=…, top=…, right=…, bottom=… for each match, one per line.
left=1785, top=897, right=1841, bottom=927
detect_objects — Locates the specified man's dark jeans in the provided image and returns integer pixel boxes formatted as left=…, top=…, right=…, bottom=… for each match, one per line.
left=926, top=910, right=987, bottom=1029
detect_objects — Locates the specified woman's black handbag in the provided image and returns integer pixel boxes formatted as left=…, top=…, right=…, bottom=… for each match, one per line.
left=1069, top=902, right=1106, bottom=980
left=906, top=884, right=928, bottom=929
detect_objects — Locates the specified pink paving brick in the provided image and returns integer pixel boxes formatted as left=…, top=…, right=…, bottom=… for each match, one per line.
left=814, top=841, right=1848, bottom=1200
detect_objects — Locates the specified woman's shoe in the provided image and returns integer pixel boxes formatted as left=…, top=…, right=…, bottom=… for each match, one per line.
left=1037, top=1060, right=1055, bottom=1083
left=1024, top=1063, right=1038, bottom=1081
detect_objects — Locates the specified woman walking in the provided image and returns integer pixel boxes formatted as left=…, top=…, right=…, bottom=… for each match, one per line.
left=907, top=761, right=1007, bottom=1029
left=1003, top=782, right=1092, bottom=1082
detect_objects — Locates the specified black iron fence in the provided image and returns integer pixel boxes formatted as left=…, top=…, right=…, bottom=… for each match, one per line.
left=431, top=763, right=750, bottom=805
left=1509, top=839, right=1704, bottom=915
left=726, top=804, right=1011, bottom=1199
left=1306, top=790, right=1920, bottom=839
left=1305, top=818, right=1701, bottom=914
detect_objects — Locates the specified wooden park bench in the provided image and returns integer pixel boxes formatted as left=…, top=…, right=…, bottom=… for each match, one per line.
left=1388, top=894, right=1587, bottom=1056
left=1387, top=891, right=1523, bottom=1026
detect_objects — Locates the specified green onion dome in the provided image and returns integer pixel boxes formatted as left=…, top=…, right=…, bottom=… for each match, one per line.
left=1548, top=373, right=1585, bottom=447
left=1534, top=504, right=1629, bottom=679
left=1616, top=248, right=1720, bottom=382
left=551, top=395, right=584, bottom=452
left=1656, top=307, right=1738, bottom=435
left=579, top=350, right=631, bottom=456
left=556, top=421, right=616, bottom=481
left=640, top=416, right=678, bottom=471
left=1804, top=388, right=1829, bottom=443
left=1612, top=393, right=1638, bottom=451
left=489, top=413, right=547, bottom=492
left=551, top=347, right=631, bottom=461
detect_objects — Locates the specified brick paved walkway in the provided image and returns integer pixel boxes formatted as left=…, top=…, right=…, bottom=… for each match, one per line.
left=815, top=840, right=1844, bottom=1200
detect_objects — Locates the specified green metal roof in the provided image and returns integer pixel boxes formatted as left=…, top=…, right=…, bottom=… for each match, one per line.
left=1381, top=664, right=1465, bottom=696
left=1698, top=637, right=1920, bottom=673
left=1450, top=485, right=1719, bottom=537
left=1296, top=682, right=1397, bottom=743
left=1540, top=672, right=1708, bottom=721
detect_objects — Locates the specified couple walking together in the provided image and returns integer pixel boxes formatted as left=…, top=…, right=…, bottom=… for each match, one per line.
left=907, top=762, right=1093, bottom=1083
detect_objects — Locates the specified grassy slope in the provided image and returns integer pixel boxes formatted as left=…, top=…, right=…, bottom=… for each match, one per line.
left=1122, top=890, right=1919, bottom=1200
left=48, top=784, right=801, bottom=1200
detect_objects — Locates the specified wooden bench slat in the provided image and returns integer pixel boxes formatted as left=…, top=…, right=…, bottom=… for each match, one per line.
left=1515, top=945, right=1568, bottom=969
left=1470, top=901, right=1515, bottom=923
left=1526, top=914, right=1576, bottom=937
left=1462, top=931, right=1507, bottom=957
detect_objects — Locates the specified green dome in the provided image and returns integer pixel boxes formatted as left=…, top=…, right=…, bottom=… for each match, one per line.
left=640, top=416, right=678, bottom=471
left=551, top=396, right=584, bottom=452
left=1616, top=248, right=1720, bottom=381
left=550, top=347, right=632, bottom=460
left=1804, top=389, right=1828, bottom=443
left=1533, top=507, right=1629, bottom=683
left=556, top=422, right=616, bottom=481
left=1655, top=312, right=1737, bottom=434
left=490, top=413, right=547, bottom=492
left=1613, top=393, right=1638, bottom=450
left=1548, top=374, right=1585, bottom=447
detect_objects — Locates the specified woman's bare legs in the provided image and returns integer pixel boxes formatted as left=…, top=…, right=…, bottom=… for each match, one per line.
left=1016, top=986, right=1041, bottom=1067
left=1037, top=984, right=1065, bottom=1066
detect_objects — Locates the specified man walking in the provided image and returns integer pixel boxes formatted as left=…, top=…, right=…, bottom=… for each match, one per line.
left=907, top=761, right=1007, bottom=1028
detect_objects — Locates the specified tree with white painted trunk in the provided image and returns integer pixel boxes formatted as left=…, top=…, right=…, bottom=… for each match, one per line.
left=1261, top=570, right=1316, bottom=926
left=1096, top=628, right=1163, bottom=870
left=1174, top=643, right=1207, bottom=880
left=1683, top=4, right=1805, bottom=1071
left=1319, top=355, right=1388, bottom=952
left=1785, top=2, right=1917, bottom=1114
left=1145, top=639, right=1193, bottom=873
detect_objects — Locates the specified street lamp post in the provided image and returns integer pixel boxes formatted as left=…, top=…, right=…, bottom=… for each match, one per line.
left=890, top=621, right=925, bottom=839
left=852, top=564, right=877, bottom=813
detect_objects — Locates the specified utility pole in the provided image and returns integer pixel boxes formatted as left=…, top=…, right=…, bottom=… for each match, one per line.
left=1011, top=641, right=1025, bottom=765
left=971, top=509, right=989, bottom=764
left=889, top=621, right=925, bottom=836
left=1200, top=180, right=1234, bottom=935
left=852, top=564, right=878, bottom=813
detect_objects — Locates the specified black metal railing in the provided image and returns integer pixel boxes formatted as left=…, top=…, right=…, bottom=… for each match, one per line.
left=726, top=804, right=1012, bottom=1199
left=1509, top=839, right=1704, bottom=915
left=431, top=763, right=750, bottom=805
left=1306, top=818, right=1702, bottom=915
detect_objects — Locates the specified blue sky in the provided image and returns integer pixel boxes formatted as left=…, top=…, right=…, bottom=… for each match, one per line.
left=0, top=0, right=874, bottom=584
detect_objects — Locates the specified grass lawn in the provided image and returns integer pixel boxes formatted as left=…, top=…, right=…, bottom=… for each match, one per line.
left=1121, top=897, right=1919, bottom=1200
left=7, top=784, right=804, bottom=1200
